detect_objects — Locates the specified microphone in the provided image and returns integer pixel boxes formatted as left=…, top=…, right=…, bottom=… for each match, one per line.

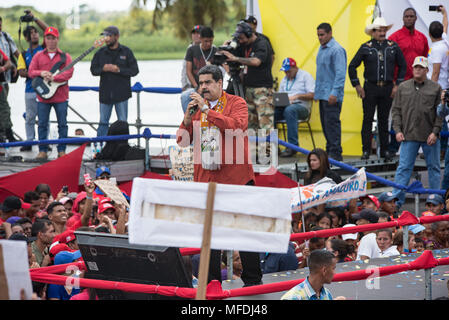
left=189, top=91, right=206, bottom=115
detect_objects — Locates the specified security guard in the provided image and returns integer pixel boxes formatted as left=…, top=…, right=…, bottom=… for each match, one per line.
left=348, top=17, right=407, bottom=161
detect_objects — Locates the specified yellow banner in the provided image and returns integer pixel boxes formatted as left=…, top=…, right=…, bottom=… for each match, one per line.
left=259, top=0, right=376, bottom=155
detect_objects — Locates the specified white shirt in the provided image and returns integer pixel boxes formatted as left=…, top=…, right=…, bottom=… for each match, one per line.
left=427, top=33, right=449, bottom=89
left=378, top=245, right=400, bottom=258
left=356, top=233, right=381, bottom=260
left=279, top=69, right=315, bottom=112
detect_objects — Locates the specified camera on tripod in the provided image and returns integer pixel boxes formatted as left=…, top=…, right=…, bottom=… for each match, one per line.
left=20, top=10, right=34, bottom=23
left=212, top=36, right=240, bottom=66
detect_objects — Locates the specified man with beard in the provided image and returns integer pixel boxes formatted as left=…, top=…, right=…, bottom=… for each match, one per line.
left=17, top=14, right=48, bottom=151
left=90, top=26, right=139, bottom=137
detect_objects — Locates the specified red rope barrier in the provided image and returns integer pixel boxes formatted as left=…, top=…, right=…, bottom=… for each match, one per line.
left=29, top=250, right=449, bottom=300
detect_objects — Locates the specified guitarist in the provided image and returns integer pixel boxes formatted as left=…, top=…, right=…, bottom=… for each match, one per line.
left=28, top=26, right=74, bottom=160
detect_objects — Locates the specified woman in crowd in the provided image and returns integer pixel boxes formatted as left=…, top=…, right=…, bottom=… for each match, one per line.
left=424, top=221, right=449, bottom=250
left=303, top=148, right=343, bottom=185
left=327, top=238, right=355, bottom=262
left=376, top=229, right=400, bottom=257
left=316, top=212, right=333, bottom=229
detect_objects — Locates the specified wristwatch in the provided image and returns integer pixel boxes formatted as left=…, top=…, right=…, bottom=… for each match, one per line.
left=201, top=104, right=209, bottom=113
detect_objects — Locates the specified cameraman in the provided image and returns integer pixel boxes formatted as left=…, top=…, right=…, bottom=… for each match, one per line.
left=0, top=15, right=20, bottom=142
left=437, top=89, right=449, bottom=189
left=16, top=11, right=48, bottom=151
left=219, top=22, right=274, bottom=161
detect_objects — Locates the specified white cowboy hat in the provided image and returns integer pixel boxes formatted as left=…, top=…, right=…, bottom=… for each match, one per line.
left=365, top=16, right=393, bottom=36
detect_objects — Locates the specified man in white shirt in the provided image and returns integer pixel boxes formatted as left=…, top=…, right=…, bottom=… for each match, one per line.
left=428, top=6, right=449, bottom=89
left=352, top=209, right=381, bottom=260
left=275, top=57, right=315, bottom=157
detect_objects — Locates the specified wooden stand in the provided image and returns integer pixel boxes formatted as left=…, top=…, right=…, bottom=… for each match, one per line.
left=195, top=182, right=217, bottom=300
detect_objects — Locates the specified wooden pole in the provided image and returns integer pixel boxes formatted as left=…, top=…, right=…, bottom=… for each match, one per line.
left=195, top=182, right=217, bottom=300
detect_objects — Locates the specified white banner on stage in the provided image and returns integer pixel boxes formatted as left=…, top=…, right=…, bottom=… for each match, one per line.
left=128, top=178, right=292, bottom=253
left=291, top=168, right=367, bottom=213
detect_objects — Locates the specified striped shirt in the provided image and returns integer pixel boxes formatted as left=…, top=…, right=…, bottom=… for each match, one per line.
left=281, top=276, right=333, bottom=300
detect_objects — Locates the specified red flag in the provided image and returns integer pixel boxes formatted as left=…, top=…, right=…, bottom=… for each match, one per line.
left=254, top=166, right=298, bottom=188
left=0, top=144, right=86, bottom=202
left=118, top=171, right=172, bottom=196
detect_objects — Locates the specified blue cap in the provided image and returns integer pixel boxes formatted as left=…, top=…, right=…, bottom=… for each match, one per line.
left=54, top=250, right=82, bottom=265
left=378, top=191, right=398, bottom=203
left=280, top=57, right=297, bottom=71
left=409, top=224, right=426, bottom=235
left=96, top=166, right=111, bottom=178
left=425, top=194, right=444, bottom=205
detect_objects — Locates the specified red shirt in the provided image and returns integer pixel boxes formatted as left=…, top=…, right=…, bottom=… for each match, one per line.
left=389, top=26, right=429, bottom=80
left=177, top=92, right=255, bottom=185
left=0, top=49, right=8, bottom=94
left=28, top=48, right=73, bottom=103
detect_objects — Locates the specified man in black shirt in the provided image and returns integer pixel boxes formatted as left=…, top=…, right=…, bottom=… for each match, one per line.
left=90, top=26, right=139, bottom=137
left=220, top=22, right=274, bottom=163
left=349, top=17, right=406, bottom=161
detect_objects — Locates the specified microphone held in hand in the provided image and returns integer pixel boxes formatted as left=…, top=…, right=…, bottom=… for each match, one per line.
left=189, top=91, right=206, bottom=115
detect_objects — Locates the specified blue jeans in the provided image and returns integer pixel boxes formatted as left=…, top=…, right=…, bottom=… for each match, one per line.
left=442, top=147, right=449, bottom=190
left=97, top=100, right=128, bottom=137
left=274, top=103, right=309, bottom=146
left=180, top=88, right=195, bottom=114
left=319, top=100, right=343, bottom=158
left=393, top=140, right=441, bottom=207
left=37, top=101, right=68, bottom=152
left=25, top=92, right=38, bottom=141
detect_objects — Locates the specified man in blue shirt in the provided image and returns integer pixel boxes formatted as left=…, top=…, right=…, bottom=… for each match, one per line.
left=17, top=14, right=48, bottom=151
left=315, top=23, right=347, bottom=162
left=276, top=57, right=315, bottom=157
left=281, top=249, right=337, bottom=300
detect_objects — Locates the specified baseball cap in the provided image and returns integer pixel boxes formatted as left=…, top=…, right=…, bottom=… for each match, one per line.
left=8, top=233, right=36, bottom=243
left=191, top=25, right=203, bottom=33
left=98, top=198, right=115, bottom=214
left=412, top=56, right=428, bottom=68
left=352, top=208, right=379, bottom=223
left=54, top=250, right=82, bottom=265
left=101, top=26, right=119, bottom=36
left=5, top=216, right=21, bottom=225
left=280, top=57, right=297, bottom=71
left=421, top=210, right=436, bottom=217
left=49, top=243, right=72, bottom=262
left=426, top=194, right=444, bottom=205
left=58, top=230, right=76, bottom=244
left=1, top=196, right=22, bottom=213
left=341, top=224, right=358, bottom=240
left=44, top=26, right=59, bottom=38
left=243, top=16, right=258, bottom=25
left=360, top=195, right=381, bottom=210
left=96, top=166, right=111, bottom=178
left=60, top=196, right=73, bottom=205
left=378, top=191, right=398, bottom=203
left=409, top=224, right=426, bottom=235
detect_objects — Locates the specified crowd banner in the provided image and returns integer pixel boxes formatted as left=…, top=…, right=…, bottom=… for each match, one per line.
left=0, top=240, right=33, bottom=300
left=128, top=178, right=292, bottom=253
left=291, top=168, right=367, bottom=213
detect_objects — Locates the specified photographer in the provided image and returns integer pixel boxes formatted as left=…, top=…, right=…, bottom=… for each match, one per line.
left=0, top=15, right=20, bottom=142
left=437, top=89, right=449, bottom=189
left=219, top=22, right=274, bottom=162
left=16, top=11, right=48, bottom=151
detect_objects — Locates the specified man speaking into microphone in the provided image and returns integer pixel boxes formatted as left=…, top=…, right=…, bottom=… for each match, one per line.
left=177, top=64, right=263, bottom=287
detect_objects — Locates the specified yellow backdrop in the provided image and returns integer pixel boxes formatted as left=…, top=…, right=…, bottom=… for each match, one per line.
left=259, top=0, right=376, bottom=155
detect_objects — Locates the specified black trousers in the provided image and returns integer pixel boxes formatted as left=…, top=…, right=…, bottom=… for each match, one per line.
left=208, top=179, right=262, bottom=285
left=361, top=81, right=393, bottom=155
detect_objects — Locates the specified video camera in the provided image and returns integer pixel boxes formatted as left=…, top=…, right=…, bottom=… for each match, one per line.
left=20, top=10, right=34, bottom=23
left=212, top=36, right=240, bottom=66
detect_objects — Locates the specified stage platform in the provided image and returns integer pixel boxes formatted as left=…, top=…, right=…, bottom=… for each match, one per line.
left=221, top=249, right=449, bottom=300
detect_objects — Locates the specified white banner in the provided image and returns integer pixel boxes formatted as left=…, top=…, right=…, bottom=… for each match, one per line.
left=0, top=240, right=33, bottom=300
left=291, top=168, right=367, bottom=213
left=128, top=178, right=292, bottom=253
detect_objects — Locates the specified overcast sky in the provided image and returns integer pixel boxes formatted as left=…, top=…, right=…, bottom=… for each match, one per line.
left=2, top=0, right=154, bottom=13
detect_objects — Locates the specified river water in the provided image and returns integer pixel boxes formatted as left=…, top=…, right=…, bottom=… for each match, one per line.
left=8, top=60, right=189, bottom=153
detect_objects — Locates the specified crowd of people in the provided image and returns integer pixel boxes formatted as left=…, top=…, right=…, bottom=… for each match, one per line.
left=1, top=6, right=449, bottom=301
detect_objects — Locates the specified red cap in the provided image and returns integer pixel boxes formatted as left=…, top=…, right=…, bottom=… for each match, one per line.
left=360, top=195, right=380, bottom=210
left=44, top=26, right=59, bottom=38
left=58, top=230, right=76, bottom=244
left=49, top=243, right=72, bottom=262
left=98, top=198, right=115, bottom=214
left=21, top=200, right=31, bottom=210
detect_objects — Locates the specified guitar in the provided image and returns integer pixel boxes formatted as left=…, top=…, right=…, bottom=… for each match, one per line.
left=32, top=38, right=105, bottom=100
